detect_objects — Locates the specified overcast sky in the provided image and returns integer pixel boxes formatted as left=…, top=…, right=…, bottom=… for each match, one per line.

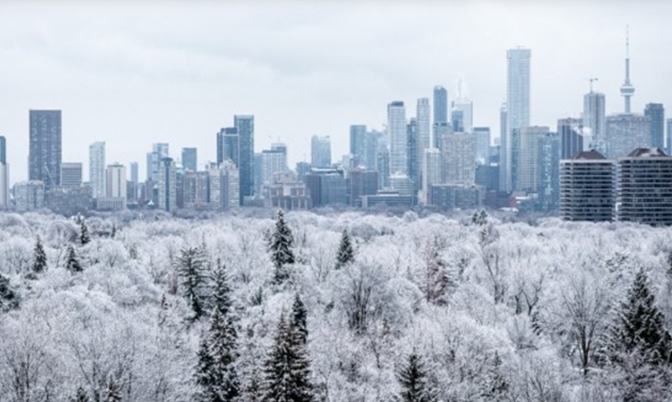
left=1, top=1, right=671, bottom=184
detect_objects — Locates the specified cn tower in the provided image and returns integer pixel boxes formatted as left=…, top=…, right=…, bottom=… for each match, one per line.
left=620, top=26, right=635, bottom=113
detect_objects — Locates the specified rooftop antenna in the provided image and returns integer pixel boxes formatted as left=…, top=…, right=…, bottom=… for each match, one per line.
left=588, top=77, right=598, bottom=92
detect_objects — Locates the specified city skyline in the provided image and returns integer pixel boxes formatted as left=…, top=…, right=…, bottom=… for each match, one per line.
left=1, top=2, right=671, bottom=185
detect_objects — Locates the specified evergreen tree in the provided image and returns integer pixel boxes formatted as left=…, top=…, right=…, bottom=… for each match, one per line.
left=334, top=230, right=355, bottom=270
left=177, top=246, right=209, bottom=322
left=423, top=236, right=452, bottom=305
left=32, top=236, right=47, bottom=274
left=472, top=209, right=488, bottom=226
left=269, top=210, right=295, bottom=284
left=69, top=387, right=90, bottom=402
left=195, top=337, right=217, bottom=401
left=262, top=315, right=314, bottom=402
left=65, top=245, right=83, bottom=273
left=79, top=220, right=91, bottom=245
left=208, top=308, right=240, bottom=401
left=292, top=294, right=308, bottom=344
left=397, top=353, right=437, bottom=402
left=610, top=269, right=672, bottom=365
left=212, top=261, right=233, bottom=317
left=0, top=273, right=19, bottom=312
left=481, top=352, right=508, bottom=401
left=104, top=376, right=121, bottom=402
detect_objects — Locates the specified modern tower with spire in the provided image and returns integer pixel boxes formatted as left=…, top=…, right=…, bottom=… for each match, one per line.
left=620, top=26, right=635, bottom=114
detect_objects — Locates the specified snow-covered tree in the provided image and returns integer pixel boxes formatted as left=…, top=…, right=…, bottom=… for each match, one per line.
left=422, top=236, right=452, bottom=305
left=177, top=246, right=209, bottom=322
left=207, top=307, right=240, bottom=401
left=0, top=273, right=18, bottom=312
left=471, top=209, right=488, bottom=226
left=334, top=230, right=354, bottom=270
left=70, top=387, right=90, bottom=402
left=262, top=314, right=314, bottom=402
left=104, top=376, right=121, bottom=402
left=397, top=353, right=437, bottom=402
left=32, top=236, right=47, bottom=274
left=65, top=244, right=83, bottom=273
left=80, top=219, right=91, bottom=245
left=292, top=294, right=308, bottom=344
left=269, top=210, right=295, bottom=284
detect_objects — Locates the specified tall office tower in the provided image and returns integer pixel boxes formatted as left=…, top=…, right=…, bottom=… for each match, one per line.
left=474, top=127, right=491, bottom=165
left=503, top=48, right=531, bottom=192
left=158, top=157, right=176, bottom=212
left=442, top=132, right=476, bottom=185
left=29, top=110, right=62, bottom=187
left=234, top=115, right=255, bottom=202
left=406, top=118, right=418, bottom=192
left=433, top=86, right=448, bottom=126
left=181, top=148, right=197, bottom=172
left=147, top=143, right=169, bottom=182
left=348, top=168, right=379, bottom=206
left=668, top=119, right=672, bottom=155
left=106, top=163, right=127, bottom=204
left=217, top=127, right=239, bottom=166
left=583, top=91, right=606, bottom=153
left=60, top=163, right=83, bottom=188
left=644, top=103, right=665, bottom=149
left=537, top=132, right=560, bottom=211
left=349, top=125, right=367, bottom=167
left=620, top=29, right=635, bottom=114
left=89, top=142, right=106, bottom=198
left=606, top=114, right=650, bottom=158
left=253, top=153, right=263, bottom=196
left=433, top=122, right=451, bottom=152
left=305, top=169, right=347, bottom=207
left=128, top=161, right=138, bottom=202
left=516, top=126, right=549, bottom=193
left=208, top=160, right=240, bottom=209
left=416, top=98, right=431, bottom=170
left=451, top=110, right=464, bottom=133
left=0, top=136, right=6, bottom=208
left=558, top=118, right=584, bottom=159
left=130, top=162, right=138, bottom=186
left=560, top=150, right=615, bottom=222
left=618, top=148, right=672, bottom=226
left=498, top=103, right=508, bottom=190
left=311, top=135, right=332, bottom=168
left=421, top=148, right=441, bottom=204
left=364, top=129, right=383, bottom=169
left=261, top=148, right=287, bottom=187
left=452, top=98, right=474, bottom=133
left=387, top=101, right=407, bottom=175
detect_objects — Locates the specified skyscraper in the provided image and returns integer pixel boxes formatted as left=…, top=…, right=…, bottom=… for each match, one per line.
left=558, top=118, right=584, bottom=159
left=261, top=147, right=287, bottom=187
left=29, top=110, right=62, bottom=187
left=606, top=114, right=650, bottom=159
left=422, top=148, right=441, bottom=204
left=234, top=115, right=255, bottom=202
left=560, top=150, right=615, bottom=222
left=181, top=148, right=197, bottom=172
left=0, top=136, right=5, bottom=165
left=349, top=125, right=366, bottom=167
left=0, top=136, right=7, bottom=208
left=644, top=103, right=665, bottom=149
left=416, top=98, right=431, bottom=175
left=668, top=119, right=672, bottom=156
left=147, top=143, right=169, bottom=182
left=537, top=132, right=560, bottom=211
left=388, top=101, right=407, bottom=175
left=311, top=135, right=332, bottom=168
left=60, top=163, right=83, bottom=188
left=217, top=127, right=239, bottom=166
left=503, top=48, right=531, bottom=192
left=89, top=142, right=106, bottom=198
left=406, top=118, right=418, bottom=192
left=583, top=91, right=606, bottom=153
left=442, top=132, right=476, bottom=185
left=158, top=157, right=176, bottom=212
left=452, top=97, right=473, bottom=133
left=433, top=86, right=448, bottom=126
left=106, top=164, right=127, bottom=207
left=474, top=127, right=491, bottom=165
left=516, top=126, right=549, bottom=193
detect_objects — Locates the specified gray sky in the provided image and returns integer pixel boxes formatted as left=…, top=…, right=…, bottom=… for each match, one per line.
left=1, top=1, right=671, bottom=184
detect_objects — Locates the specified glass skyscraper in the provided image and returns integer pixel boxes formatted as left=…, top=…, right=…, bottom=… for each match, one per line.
left=29, top=110, right=62, bottom=187
left=235, top=115, right=255, bottom=203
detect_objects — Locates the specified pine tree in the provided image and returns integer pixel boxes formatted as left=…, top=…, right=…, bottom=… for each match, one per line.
left=397, top=353, right=438, bottom=402
left=269, top=210, right=295, bottom=284
left=79, top=220, right=91, bottom=245
left=0, top=273, right=18, bottom=312
left=212, top=261, right=233, bottom=317
left=177, top=246, right=208, bottom=322
left=195, top=337, right=216, bottom=401
left=334, top=230, right=355, bottom=270
left=32, top=236, right=47, bottom=274
left=65, top=245, right=83, bottom=273
left=208, top=308, right=240, bottom=401
left=104, top=376, right=121, bottom=402
left=292, top=294, right=308, bottom=344
left=423, top=236, right=452, bottom=305
left=70, top=387, right=90, bottom=402
left=262, top=314, right=314, bottom=402
left=610, top=269, right=672, bottom=365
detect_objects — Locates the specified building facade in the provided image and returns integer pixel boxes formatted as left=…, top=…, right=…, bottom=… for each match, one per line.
left=503, top=48, right=531, bottom=192
left=234, top=115, right=254, bottom=202
left=60, top=162, right=83, bottom=188
left=583, top=91, right=606, bottom=154
left=387, top=101, right=407, bottom=175
left=443, top=132, right=476, bottom=185
left=89, top=142, right=106, bottom=198
left=606, top=114, right=651, bottom=159
left=29, top=110, right=62, bottom=187
left=644, top=103, right=665, bottom=150
left=158, top=157, right=176, bottom=212
left=181, top=148, right=197, bottom=172
left=311, top=135, right=332, bottom=168
left=560, top=150, right=615, bottom=222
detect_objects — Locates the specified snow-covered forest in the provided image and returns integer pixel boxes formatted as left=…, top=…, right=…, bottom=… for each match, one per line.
left=0, top=210, right=671, bottom=402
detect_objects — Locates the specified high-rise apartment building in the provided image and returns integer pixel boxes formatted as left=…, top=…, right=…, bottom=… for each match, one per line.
left=644, top=103, right=665, bottom=150
left=29, top=110, right=62, bottom=187
left=516, top=126, right=549, bottom=193
left=537, top=132, right=560, bottom=211
left=422, top=148, right=441, bottom=204
left=452, top=97, right=473, bottom=133
left=498, top=103, right=508, bottom=189
left=89, top=142, right=106, bottom=198
left=443, top=132, right=476, bottom=185
left=217, top=127, right=239, bottom=166
left=606, top=114, right=651, bottom=159
left=474, top=127, right=491, bottom=165
left=261, top=148, right=288, bottom=187
left=503, top=48, right=531, bottom=192
left=433, top=86, right=448, bottom=126
left=158, top=157, right=176, bottom=212
left=558, top=118, right=584, bottom=159
left=234, top=115, right=255, bottom=202
left=0, top=136, right=7, bottom=208
left=583, top=91, right=606, bottom=154
left=209, top=160, right=240, bottom=209
left=106, top=164, right=127, bottom=210
left=311, top=135, right=332, bottom=168
left=668, top=119, right=672, bottom=156
left=349, top=125, right=366, bottom=167
left=0, top=136, right=5, bottom=165
left=388, top=101, right=407, bottom=175
left=560, top=150, right=615, bottom=222
left=416, top=98, right=431, bottom=180
left=60, top=163, right=83, bottom=188
left=406, top=118, right=418, bottom=192
left=147, top=143, right=169, bottom=183
left=181, top=148, right=197, bottom=172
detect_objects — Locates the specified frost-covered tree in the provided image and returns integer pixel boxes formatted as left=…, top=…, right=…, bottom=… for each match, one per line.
left=292, top=294, right=308, bottom=344
left=423, top=236, right=452, bottom=305
left=177, top=246, right=209, bottom=322
left=208, top=307, right=240, bottom=401
left=65, top=244, right=83, bottom=273
left=481, top=352, right=508, bottom=401
left=334, top=230, right=354, bottom=270
left=269, top=210, right=295, bottom=284
left=105, top=376, right=121, bottom=402
left=212, top=261, right=232, bottom=316
left=70, top=387, right=90, bottom=402
left=262, top=314, right=314, bottom=402
left=80, top=219, right=91, bottom=245
left=0, top=273, right=18, bottom=312
left=397, top=353, right=437, bottom=402
left=195, top=337, right=216, bottom=401
left=32, top=236, right=47, bottom=274
left=471, top=209, right=488, bottom=226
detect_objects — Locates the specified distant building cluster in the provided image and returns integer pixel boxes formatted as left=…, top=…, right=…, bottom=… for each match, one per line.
left=2, top=32, right=672, bottom=225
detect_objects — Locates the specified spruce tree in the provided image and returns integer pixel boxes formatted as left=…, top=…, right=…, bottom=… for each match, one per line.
left=270, top=210, right=295, bottom=284
left=0, top=273, right=18, bottom=312
left=65, top=245, right=83, bottom=273
left=262, top=314, right=314, bottom=402
left=212, top=261, right=233, bottom=317
left=177, top=246, right=208, bottom=322
left=208, top=308, right=240, bottom=401
left=292, top=294, right=308, bottom=344
left=70, top=387, right=90, bottom=402
left=334, top=230, right=354, bottom=270
left=32, top=236, right=47, bottom=274
left=195, top=337, right=216, bottom=401
left=80, top=220, right=91, bottom=245
left=610, top=269, right=672, bottom=365
left=397, top=353, right=437, bottom=402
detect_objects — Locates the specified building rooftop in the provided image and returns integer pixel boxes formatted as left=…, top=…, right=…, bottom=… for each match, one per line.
left=626, top=147, right=669, bottom=158
left=573, top=150, right=606, bottom=160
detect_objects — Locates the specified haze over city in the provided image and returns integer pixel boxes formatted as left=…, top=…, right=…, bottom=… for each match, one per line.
left=2, top=1, right=671, bottom=184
